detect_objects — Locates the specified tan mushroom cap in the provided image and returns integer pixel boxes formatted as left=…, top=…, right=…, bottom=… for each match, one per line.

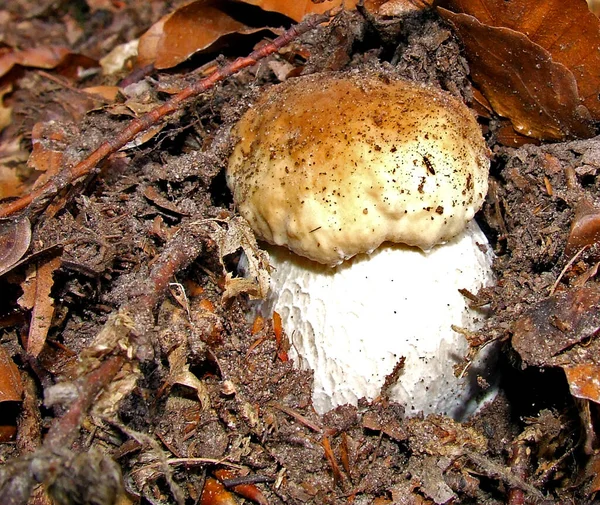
left=227, top=72, right=490, bottom=266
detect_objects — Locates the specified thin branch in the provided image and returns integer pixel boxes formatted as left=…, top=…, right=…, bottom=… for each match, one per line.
left=0, top=12, right=332, bottom=219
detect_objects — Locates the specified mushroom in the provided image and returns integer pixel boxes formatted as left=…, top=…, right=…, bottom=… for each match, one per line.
left=228, top=72, right=497, bottom=419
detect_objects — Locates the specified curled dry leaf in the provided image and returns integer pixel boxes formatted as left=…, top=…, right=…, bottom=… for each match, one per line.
left=209, top=217, right=270, bottom=301
left=0, top=345, right=23, bottom=403
left=438, top=9, right=594, bottom=141
left=137, top=1, right=271, bottom=70
left=0, top=217, right=31, bottom=277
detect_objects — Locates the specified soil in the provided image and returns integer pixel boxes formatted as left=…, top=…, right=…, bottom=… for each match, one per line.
left=1, top=2, right=599, bottom=505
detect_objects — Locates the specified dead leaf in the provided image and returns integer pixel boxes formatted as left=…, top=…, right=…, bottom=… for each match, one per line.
left=213, top=469, right=269, bottom=505
left=438, top=9, right=594, bottom=141
left=28, top=122, right=66, bottom=190
left=137, top=1, right=270, bottom=70
left=440, top=0, right=600, bottom=119
left=365, top=0, right=432, bottom=16
left=143, top=186, right=187, bottom=215
left=0, top=84, right=12, bottom=132
left=82, top=85, right=121, bottom=102
left=585, top=450, right=600, bottom=493
left=25, top=256, right=62, bottom=357
left=239, top=0, right=359, bottom=21
left=167, top=343, right=210, bottom=408
left=563, top=364, right=600, bottom=403
left=0, top=217, right=31, bottom=277
left=0, top=345, right=23, bottom=403
left=512, top=285, right=600, bottom=367
left=200, top=476, right=238, bottom=505
left=0, top=46, right=97, bottom=81
left=100, top=40, right=139, bottom=76
left=565, top=198, right=600, bottom=256
left=209, top=217, right=270, bottom=300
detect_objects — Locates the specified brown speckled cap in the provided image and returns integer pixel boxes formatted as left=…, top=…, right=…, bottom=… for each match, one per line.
left=227, top=72, right=490, bottom=266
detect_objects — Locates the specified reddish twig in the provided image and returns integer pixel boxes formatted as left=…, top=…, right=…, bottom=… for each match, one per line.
left=44, top=355, right=125, bottom=449
left=0, top=12, right=332, bottom=219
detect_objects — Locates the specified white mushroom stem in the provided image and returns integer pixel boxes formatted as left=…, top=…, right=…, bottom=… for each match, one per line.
left=246, top=221, right=496, bottom=419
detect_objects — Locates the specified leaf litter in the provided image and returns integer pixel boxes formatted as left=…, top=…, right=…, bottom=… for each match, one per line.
left=1, top=0, right=600, bottom=504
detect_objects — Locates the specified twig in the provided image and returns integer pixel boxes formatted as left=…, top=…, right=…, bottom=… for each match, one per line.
left=44, top=355, right=125, bottom=450
left=549, top=245, right=588, bottom=295
left=0, top=13, right=332, bottom=219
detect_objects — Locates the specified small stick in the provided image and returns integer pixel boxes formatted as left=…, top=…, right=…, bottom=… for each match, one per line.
left=44, top=355, right=125, bottom=449
left=0, top=12, right=332, bottom=219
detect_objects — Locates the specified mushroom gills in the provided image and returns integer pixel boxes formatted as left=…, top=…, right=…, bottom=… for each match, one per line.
left=241, top=220, right=498, bottom=420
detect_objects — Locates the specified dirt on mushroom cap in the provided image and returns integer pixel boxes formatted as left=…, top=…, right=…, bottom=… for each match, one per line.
left=227, top=71, right=490, bottom=265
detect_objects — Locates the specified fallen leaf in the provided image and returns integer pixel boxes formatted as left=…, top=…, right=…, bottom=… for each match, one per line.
left=0, top=46, right=97, bottom=81
left=438, top=9, right=594, bottom=141
left=99, top=39, right=139, bottom=75
left=214, top=469, right=269, bottom=505
left=0, top=217, right=31, bottom=277
left=565, top=198, right=600, bottom=256
left=440, top=0, right=600, bottom=119
left=365, top=0, right=432, bottom=16
left=564, top=364, right=600, bottom=403
left=28, top=122, right=66, bottom=189
left=210, top=217, right=270, bottom=300
left=585, top=450, right=600, bottom=493
left=0, top=84, right=12, bottom=132
left=0, top=345, right=22, bottom=403
left=25, top=256, right=62, bottom=357
left=82, top=85, right=121, bottom=102
left=512, top=285, right=600, bottom=367
left=200, top=476, right=238, bottom=505
left=240, top=0, right=359, bottom=21
left=137, top=1, right=269, bottom=70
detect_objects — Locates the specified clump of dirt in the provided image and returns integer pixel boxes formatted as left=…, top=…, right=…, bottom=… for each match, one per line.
left=1, top=5, right=599, bottom=505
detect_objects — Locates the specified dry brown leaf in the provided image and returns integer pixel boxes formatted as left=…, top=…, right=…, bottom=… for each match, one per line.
left=440, top=0, right=600, bottom=118
left=0, top=217, right=31, bottom=277
left=0, top=84, right=12, bottom=133
left=564, top=364, right=600, bottom=403
left=0, top=136, right=28, bottom=200
left=167, top=344, right=210, bottom=408
left=365, top=0, right=432, bottom=16
left=28, top=123, right=66, bottom=190
left=240, top=0, right=359, bottom=21
left=137, top=1, right=269, bottom=70
left=209, top=217, right=270, bottom=300
left=0, top=345, right=23, bottom=403
left=26, top=256, right=62, bottom=357
left=99, top=39, right=139, bottom=75
left=585, top=451, right=600, bottom=493
left=0, top=46, right=97, bottom=80
left=83, top=85, right=121, bottom=102
left=438, top=9, right=594, bottom=140
left=85, top=0, right=124, bottom=12
left=512, top=285, right=600, bottom=367
left=565, top=198, right=600, bottom=256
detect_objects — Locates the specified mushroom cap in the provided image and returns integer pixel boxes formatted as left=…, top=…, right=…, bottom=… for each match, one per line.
left=227, top=72, right=490, bottom=266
